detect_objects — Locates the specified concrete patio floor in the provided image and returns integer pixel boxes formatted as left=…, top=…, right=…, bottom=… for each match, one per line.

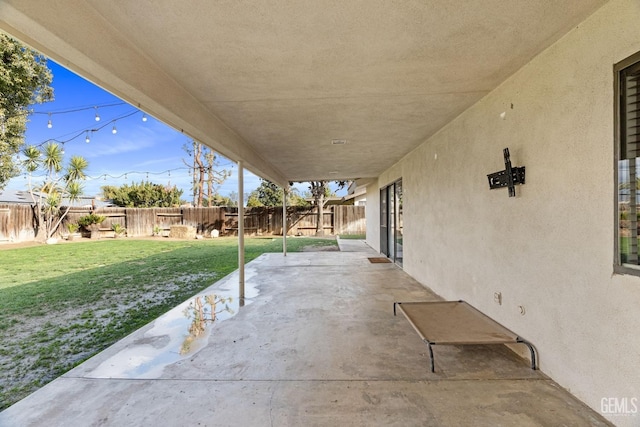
left=0, top=239, right=611, bottom=426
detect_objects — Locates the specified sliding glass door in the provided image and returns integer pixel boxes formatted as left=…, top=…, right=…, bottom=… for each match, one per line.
left=380, top=180, right=403, bottom=267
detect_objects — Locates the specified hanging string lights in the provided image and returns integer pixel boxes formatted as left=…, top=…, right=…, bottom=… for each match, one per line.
left=21, top=101, right=230, bottom=190
left=29, top=106, right=147, bottom=149
left=8, top=102, right=154, bottom=141
left=22, top=160, right=235, bottom=193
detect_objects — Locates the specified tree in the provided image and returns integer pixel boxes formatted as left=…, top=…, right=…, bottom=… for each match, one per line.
left=227, top=191, right=239, bottom=207
left=246, top=179, right=309, bottom=208
left=308, top=181, right=347, bottom=235
left=287, top=188, right=311, bottom=207
left=1, top=34, right=54, bottom=189
left=246, top=193, right=263, bottom=207
left=223, top=190, right=256, bottom=207
left=207, top=194, right=235, bottom=207
left=183, top=140, right=231, bottom=207
left=251, top=179, right=282, bottom=206
left=102, top=181, right=183, bottom=207
left=22, top=142, right=88, bottom=241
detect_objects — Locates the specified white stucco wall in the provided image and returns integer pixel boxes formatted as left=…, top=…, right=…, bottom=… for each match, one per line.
left=366, top=0, right=640, bottom=423
left=365, top=184, right=380, bottom=252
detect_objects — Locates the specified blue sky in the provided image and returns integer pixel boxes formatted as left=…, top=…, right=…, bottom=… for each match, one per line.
left=4, top=61, right=269, bottom=201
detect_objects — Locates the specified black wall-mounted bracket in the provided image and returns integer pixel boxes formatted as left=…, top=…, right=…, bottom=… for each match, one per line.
left=487, top=148, right=525, bottom=197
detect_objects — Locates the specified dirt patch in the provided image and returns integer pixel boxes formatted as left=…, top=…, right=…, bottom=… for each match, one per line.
left=0, top=241, right=42, bottom=250
left=0, top=269, right=220, bottom=410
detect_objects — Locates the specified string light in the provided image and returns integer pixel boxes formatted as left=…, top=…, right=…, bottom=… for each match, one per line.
left=33, top=102, right=126, bottom=117
left=30, top=109, right=141, bottom=149
left=22, top=101, right=235, bottom=194
left=26, top=167, right=194, bottom=190
left=8, top=102, right=129, bottom=125
left=28, top=102, right=159, bottom=150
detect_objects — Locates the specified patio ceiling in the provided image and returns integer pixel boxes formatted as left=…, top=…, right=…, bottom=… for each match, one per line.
left=0, top=1, right=606, bottom=187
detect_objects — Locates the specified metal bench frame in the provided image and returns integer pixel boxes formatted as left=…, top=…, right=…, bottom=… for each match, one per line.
left=394, top=300, right=537, bottom=373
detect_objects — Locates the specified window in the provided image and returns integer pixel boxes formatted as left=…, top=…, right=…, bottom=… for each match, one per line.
left=616, top=51, right=640, bottom=273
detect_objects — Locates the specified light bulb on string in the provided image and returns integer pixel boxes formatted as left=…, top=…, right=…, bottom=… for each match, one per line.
left=112, top=124, right=117, bottom=134
left=47, top=113, right=52, bottom=129
left=60, top=143, right=65, bottom=155
left=142, top=113, right=148, bottom=122
left=94, top=107, right=100, bottom=122
left=85, top=131, right=90, bottom=143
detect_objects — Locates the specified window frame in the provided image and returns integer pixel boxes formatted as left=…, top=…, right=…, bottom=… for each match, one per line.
left=614, top=50, right=640, bottom=275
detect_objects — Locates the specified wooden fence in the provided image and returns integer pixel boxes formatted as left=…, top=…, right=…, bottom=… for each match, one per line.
left=0, top=205, right=365, bottom=242
left=0, top=204, right=35, bottom=242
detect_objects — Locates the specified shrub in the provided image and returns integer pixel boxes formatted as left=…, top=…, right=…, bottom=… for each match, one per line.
left=111, top=223, right=126, bottom=236
left=77, top=213, right=106, bottom=229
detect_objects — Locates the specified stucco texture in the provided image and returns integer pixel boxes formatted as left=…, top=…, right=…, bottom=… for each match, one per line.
left=368, top=0, right=640, bottom=424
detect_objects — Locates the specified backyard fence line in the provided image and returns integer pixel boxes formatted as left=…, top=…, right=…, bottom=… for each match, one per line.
left=0, top=205, right=365, bottom=242
left=0, top=204, right=35, bottom=242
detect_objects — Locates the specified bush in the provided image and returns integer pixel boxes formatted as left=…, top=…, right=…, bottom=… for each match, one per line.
left=111, top=223, right=126, bottom=236
left=77, top=213, right=106, bottom=229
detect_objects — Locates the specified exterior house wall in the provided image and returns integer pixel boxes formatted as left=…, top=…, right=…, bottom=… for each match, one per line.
left=366, top=0, right=640, bottom=422
left=366, top=185, right=380, bottom=252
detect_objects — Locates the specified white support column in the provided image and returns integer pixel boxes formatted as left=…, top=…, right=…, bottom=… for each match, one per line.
left=238, top=161, right=245, bottom=302
left=282, top=186, right=287, bottom=256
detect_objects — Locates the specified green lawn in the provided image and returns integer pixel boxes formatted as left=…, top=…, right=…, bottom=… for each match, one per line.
left=338, top=234, right=366, bottom=240
left=0, top=236, right=336, bottom=410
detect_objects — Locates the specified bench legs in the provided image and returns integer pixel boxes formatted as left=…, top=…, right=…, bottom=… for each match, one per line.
left=393, top=302, right=538, bottom=373
left=517, top=338, right=538, bottom=370
left=427, top=342, right=435, bottom=373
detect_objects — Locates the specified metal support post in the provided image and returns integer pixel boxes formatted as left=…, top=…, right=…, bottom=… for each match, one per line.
left=238, top=161, right=245, bottom=304
left=282, top=186, right=287, bottom=256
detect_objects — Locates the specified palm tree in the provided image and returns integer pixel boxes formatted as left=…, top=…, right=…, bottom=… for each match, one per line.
left=23, top=142, right=89, bottom=241
left=42, top=142, right=63, bottom=174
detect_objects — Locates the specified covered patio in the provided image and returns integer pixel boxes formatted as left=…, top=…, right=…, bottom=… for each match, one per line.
left=0, top=240, right=609, bottom=426
left=2, top=1, right=639, bottom=424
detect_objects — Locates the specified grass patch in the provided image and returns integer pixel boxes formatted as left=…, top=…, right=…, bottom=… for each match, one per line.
left=0, top=236, right=336, bottom=410
left=338, top=234, right=366, bottom=240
